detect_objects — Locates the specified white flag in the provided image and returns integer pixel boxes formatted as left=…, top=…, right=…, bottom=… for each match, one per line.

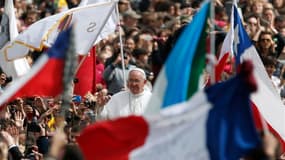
left=0, top=0, right=30, bottom=79
left=79, top=0, right=118, bottom=47
left=2, top=1, right=118, bottom=60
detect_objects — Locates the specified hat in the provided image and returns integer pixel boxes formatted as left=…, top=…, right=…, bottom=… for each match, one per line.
left=123, top=10, right=141, bottom=19
left=129, top=67, right=146, bottom=80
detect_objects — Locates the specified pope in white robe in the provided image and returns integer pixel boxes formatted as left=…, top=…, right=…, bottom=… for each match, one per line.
left=99, top=68, right=152, bottom=119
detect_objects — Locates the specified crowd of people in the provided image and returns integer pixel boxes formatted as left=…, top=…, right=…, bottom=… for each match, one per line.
left=0, top=0, right=285, bottom=159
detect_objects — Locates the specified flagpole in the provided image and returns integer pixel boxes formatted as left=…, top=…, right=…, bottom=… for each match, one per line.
left=208, top=0, right=216, bottom=84
left=60, top=28, right=77, bottom=126
left=115, top=2, right=127, bottom=89
left=75, top=54, right=88, bottom=74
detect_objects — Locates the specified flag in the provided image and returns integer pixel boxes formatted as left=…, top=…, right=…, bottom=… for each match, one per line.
left=231, top=4, right=285, bottom=143
left=77, top=61, right=261, bottom=160
left=145, top=1, right=210, bottom=114
left=78, top=0, right=117, bottom=43
left=215, top=7, right=234, bottom=81
left=73, top=46, right=97, bottom=96
left=0, top=27, right=74, bottom=106
left=2, top=1, right=118, bottom=60
left=0, top=0, right=30, bottom=79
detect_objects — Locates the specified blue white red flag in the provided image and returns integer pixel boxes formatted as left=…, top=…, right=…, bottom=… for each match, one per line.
left=230, top=4, right=285, bottom=143
left=0, top=27, right=73, bottom=106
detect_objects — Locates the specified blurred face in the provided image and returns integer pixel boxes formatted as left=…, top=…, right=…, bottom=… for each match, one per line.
left=70, top=131, right=80, bottom=144
left=273, top=0, right=284, bottom=8
left=0, top=73, right=6, bottom=85
left=24, top=105, right=34, bottom=120
left=263, top=9, right=275, bottom=23
left=265, top=65, right=275, bottom=78
left=127, top=71, right=146, bottom=95
left=125, top=38, right=135, bottom=52
left=137, top=34, right=154, bottom=53
left=118, top=2, right=129, bottom=13
left=259, top=34, right=273, bottom=49
left=252, top=2, right=263, bottom=14
left=247, top=17, right=258, bottom=33
left=25, top=13, right=38, bottom=26
left=124, top=17, right=138, bottom=28
left=137, top=54, right=149, bottom=64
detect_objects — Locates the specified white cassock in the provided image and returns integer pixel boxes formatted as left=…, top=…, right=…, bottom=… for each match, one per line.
left=100, top=90, right=152, bottom=119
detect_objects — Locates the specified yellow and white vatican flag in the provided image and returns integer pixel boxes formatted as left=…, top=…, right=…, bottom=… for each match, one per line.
left=0, top=0, right=30, bottom=79
left=2, top=0, right=118, bottom=61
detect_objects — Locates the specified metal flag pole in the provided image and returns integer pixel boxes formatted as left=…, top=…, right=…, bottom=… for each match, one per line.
left=115, top=1, right=127, bottom=89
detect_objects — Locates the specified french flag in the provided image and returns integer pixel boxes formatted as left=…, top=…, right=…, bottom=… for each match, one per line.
left=77, top=61, right=261, bottom=160
left=0, top=27, right=73, bottom=106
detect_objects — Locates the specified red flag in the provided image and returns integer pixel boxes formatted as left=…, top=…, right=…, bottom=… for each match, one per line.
left=74, top=46, right=97, bottom=96
left=76, top=116, right=148, bottom=160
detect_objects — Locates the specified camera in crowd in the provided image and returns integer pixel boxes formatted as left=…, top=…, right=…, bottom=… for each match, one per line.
left=83, top=99, right=96, bottom=108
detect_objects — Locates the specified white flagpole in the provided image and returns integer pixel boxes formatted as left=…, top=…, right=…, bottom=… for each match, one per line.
left=115, top=2, right=127, bottom=89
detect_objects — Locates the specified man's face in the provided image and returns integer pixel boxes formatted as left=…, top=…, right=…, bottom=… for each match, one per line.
left=259, top=34, right=273, bottom=49
left=127, top=71, right=146, bottom=95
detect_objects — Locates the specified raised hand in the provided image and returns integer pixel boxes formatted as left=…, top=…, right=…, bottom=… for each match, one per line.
left=14, top=111, right=25, bottom=130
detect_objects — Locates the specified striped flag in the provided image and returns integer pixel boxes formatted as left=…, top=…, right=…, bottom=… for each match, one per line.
left=0, top=27, right=74, bottom=107
left=145, top=1, right=210, bottom=114
left=230, top=3, right=285, bottom=145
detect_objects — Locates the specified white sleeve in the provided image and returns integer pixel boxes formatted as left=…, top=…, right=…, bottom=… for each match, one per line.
left=96, top=97, right=116, bottom=120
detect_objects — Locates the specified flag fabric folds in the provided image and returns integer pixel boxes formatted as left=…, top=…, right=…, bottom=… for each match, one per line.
left=2, top=1, right=118, bottom=60
left=79, top=0, right=117, bottom=43
left=77, top=61, right=260, bottom=160
left=145, top=1, right=210, bottom=114
left=230, top=4, right=285, bottom=143
left=0, top=0, right=30, bottom=79
left=74, top=46, right=97, bottom=96
left=0, top=27, right=74, bottom=107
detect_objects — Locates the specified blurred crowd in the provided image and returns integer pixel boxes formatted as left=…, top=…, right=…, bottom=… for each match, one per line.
left=0, top=0, right=285, bottom=159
